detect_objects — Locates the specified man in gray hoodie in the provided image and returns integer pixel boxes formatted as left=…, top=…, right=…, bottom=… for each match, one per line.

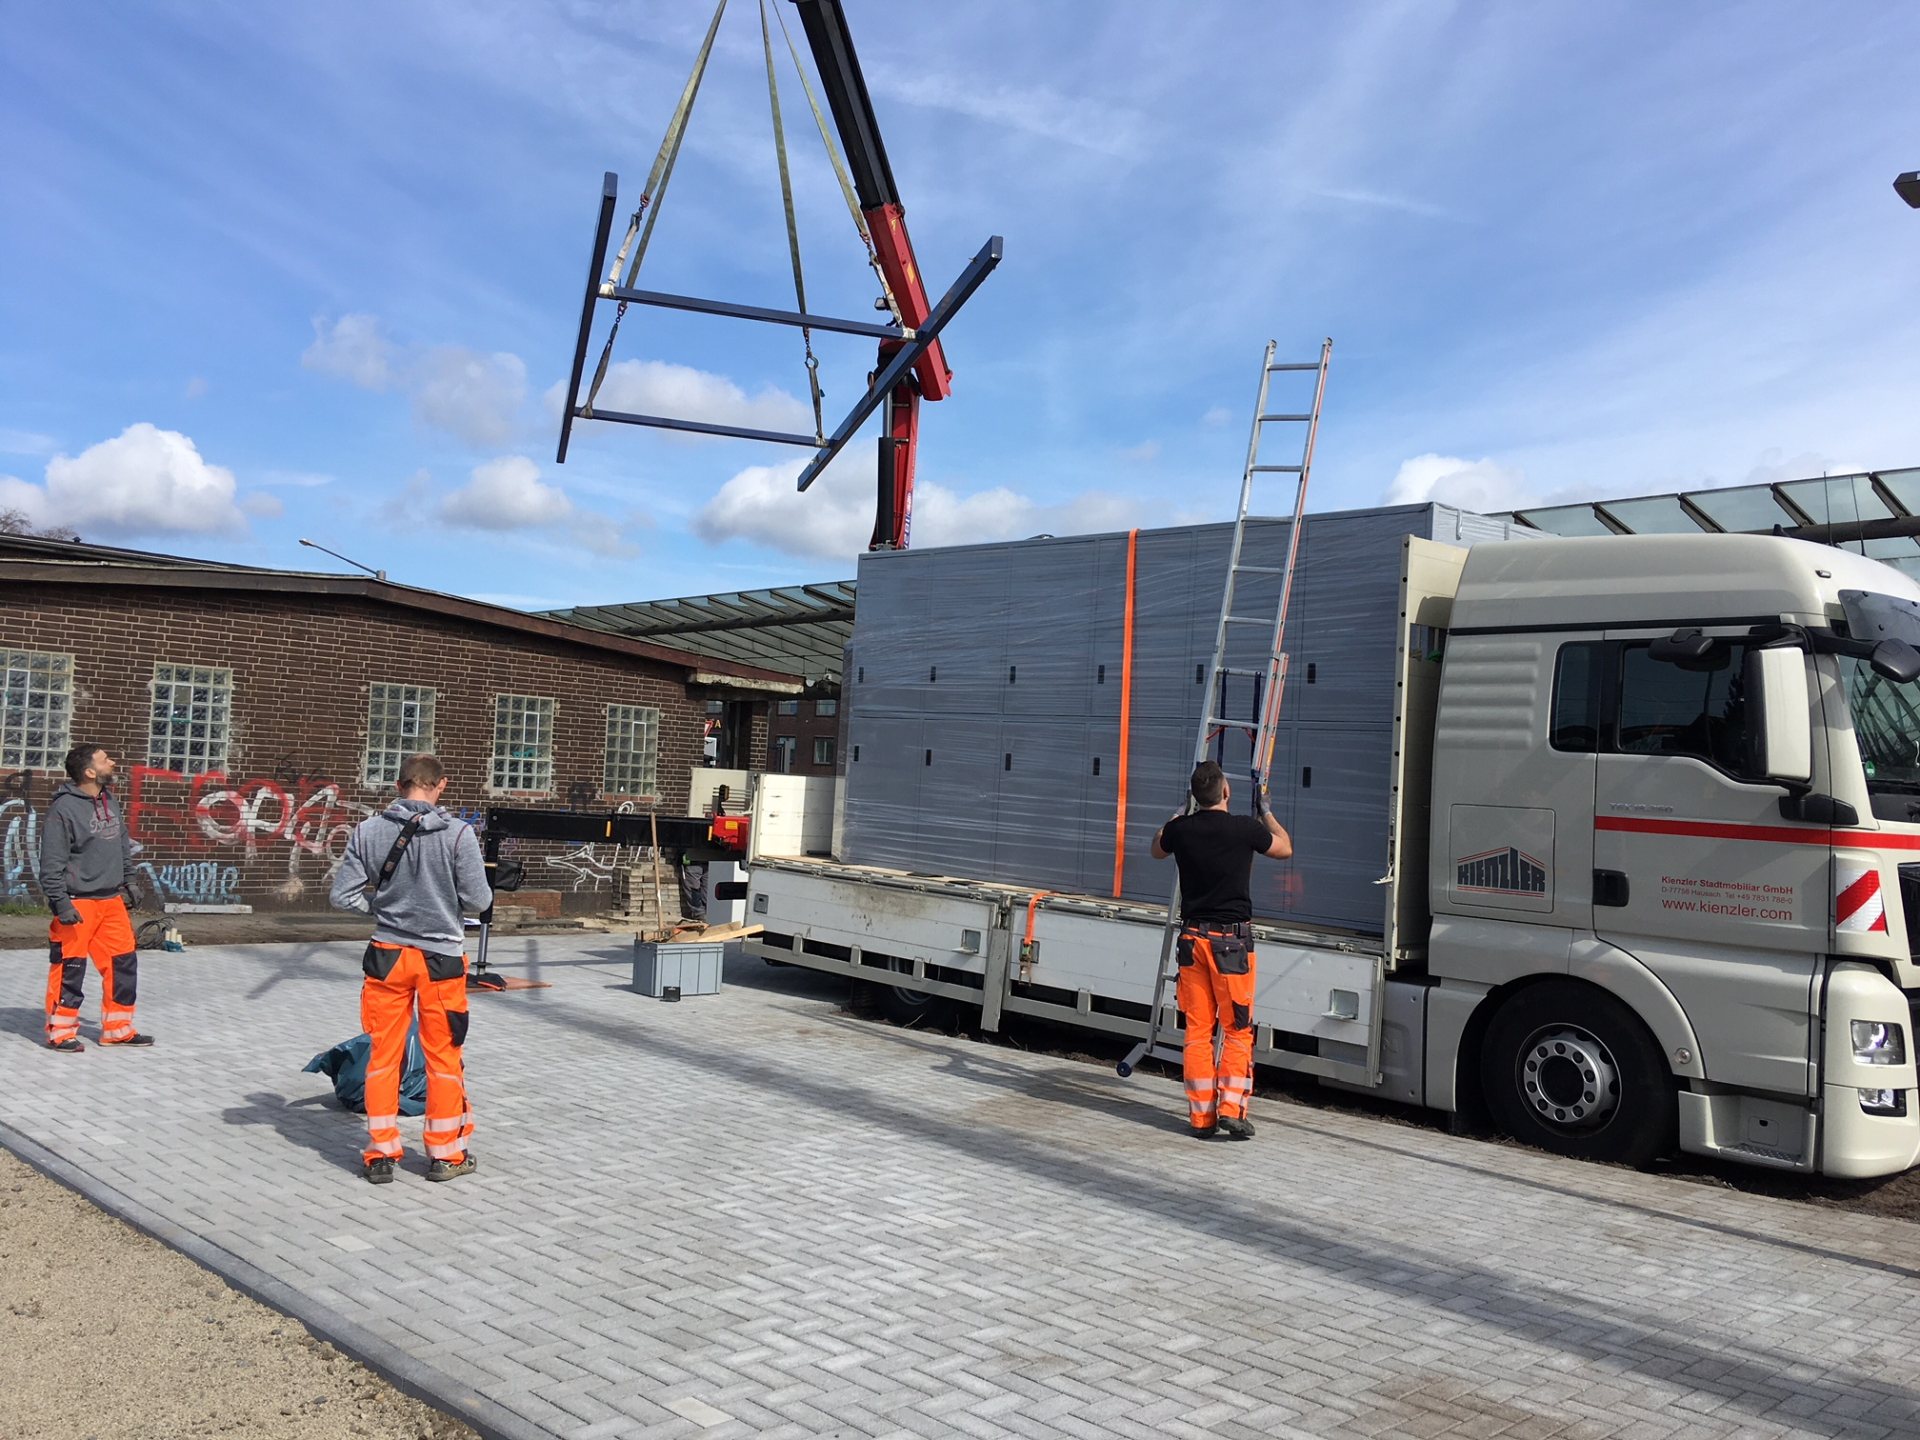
left=330, top=753, right=491, bottom=1185
left=40, top=743, right=151, bottom=1052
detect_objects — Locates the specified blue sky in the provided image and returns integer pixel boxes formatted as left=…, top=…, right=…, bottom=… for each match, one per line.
left=3, top=2, right=1918, bottom=608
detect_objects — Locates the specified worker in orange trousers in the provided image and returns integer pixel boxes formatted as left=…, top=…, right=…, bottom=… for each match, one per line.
left=40, top=744, right=151, bottom=1052
left=330, top=753, right=491, bottom=1184
left=1151, top=760, right=1292, bottom=1139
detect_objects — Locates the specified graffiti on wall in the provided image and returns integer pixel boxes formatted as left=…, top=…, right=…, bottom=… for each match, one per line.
left=2, top=779, right=41, bottom=903
left=137, top=859, right=242, bottom=907
left=125, top=766, right=377, bottom=902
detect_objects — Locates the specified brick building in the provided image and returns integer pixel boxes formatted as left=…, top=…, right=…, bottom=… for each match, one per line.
left=0, top=535, right=799, bottom=914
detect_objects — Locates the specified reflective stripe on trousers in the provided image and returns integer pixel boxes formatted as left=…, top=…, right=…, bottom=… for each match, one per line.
left=1175, top=927, right=1257, bottom=1127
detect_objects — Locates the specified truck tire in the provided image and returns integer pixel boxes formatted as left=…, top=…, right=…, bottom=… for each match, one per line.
left=1480, top=981, right=1676, bottom=1168
left=852, top=958, right=950, bottom=1027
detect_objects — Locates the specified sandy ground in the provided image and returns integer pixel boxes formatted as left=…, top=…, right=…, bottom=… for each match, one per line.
left=0, top=1149, right=477, bottom=1440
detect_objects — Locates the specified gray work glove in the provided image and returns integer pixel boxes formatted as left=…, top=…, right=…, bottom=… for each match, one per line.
left=56, top=905, right=82, bottom=927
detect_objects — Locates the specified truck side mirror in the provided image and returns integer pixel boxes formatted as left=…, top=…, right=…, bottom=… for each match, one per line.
left=1869, top=637, right=1920, bottom=684
left=1649, top=628, right=1725, bottom=670
left=1746, top=648, right=1812, bottom=785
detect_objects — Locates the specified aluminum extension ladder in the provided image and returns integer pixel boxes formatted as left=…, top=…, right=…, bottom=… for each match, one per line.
left=1117, top=338, right=1332, bottom=1079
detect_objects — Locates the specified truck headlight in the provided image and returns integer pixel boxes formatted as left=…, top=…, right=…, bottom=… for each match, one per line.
left=1850, top=1020, right=1907, bottom=1066
left=1858, top=1088, right=1908, bottom=1117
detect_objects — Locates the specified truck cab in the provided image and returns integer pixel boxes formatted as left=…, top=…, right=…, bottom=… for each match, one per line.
left=1424, top=532, right=1920, bottom=1176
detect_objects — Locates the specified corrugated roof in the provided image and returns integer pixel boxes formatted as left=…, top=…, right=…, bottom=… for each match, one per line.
left=1492, top=466, right=1920, bottom=581
left=548, top=582, right=856, bottom=684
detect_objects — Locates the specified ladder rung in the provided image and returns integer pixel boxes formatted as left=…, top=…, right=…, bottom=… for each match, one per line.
left=1268, top=362, right=1319, bottom=371
left=1223, top=615, right=1267, bottom=625
left=1250, top=465, right=1304, bottom=473
left=1233, top=564, right=1290, bottom=575
left=1204, top=714, right=1254, bottom=728
left=1217, top=665, right=1265, bottom=677
left=1258, top=413, right=1313, bottom=422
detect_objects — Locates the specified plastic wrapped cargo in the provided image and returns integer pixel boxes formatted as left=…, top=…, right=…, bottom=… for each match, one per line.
left=838, top=503, right=1530, bottom=934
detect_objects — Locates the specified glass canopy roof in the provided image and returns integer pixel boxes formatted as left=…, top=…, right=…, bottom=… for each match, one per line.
left=1494, top=468, right=1920, bottom=582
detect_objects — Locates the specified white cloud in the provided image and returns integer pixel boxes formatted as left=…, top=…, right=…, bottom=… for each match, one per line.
left=440, top=455, right=574, bottom=530
left=303, top=314, right=529, bottom=446
left=413, top=346, right=527, bottom=448
left=302, top=313, right=396, bottom=389
left=1118, top=440, right=1161, bottom=464
left=560, top=359, right=812, bottom=441
left=1385, top=454, right=1535, bottom=514
left=1201, top=406, right=1234, bottom=429
left=257, top=469, right=335, bottom=489
left=0, top=428, right=57, bottom=456
left=0, top=424, right=245, bottom=536
left=693, top=456, right=1149, bottom=561
left=240, top=492, right=285, bottom=519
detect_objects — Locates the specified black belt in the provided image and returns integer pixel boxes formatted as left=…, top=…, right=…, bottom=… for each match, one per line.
left=1182, top=920, right=1253, bottom=939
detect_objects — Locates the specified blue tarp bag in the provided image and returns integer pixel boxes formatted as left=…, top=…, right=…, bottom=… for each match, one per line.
left=303, top=1022, right=428, bottom=1116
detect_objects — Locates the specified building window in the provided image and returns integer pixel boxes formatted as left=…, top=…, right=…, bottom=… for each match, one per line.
left=816, top=698, right=839, bottom=717
left=491, top=694, right=555, bottom=792
left=364, top=683, right=436, bottom=786
left=773, top=736, right=797, bottom=774
left=777, top=699, right=800, bottom=716
left=604, top=704, right=661, bottom=796
left=813, top=737, right=835, bottom=766
left=1, top=649, right=74, bottom=772
left=705, top=699, right=725, bottom=714
left=148, top=664, right=232, bottom=774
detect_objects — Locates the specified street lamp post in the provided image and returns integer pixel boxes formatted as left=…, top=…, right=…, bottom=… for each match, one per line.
left=297, top=537, right=387, bottom=581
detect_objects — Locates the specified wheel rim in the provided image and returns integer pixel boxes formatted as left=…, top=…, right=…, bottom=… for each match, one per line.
left=1514, top=1024, right=1621, bottom=1131
left=882, top=957, right=936, bottom=1011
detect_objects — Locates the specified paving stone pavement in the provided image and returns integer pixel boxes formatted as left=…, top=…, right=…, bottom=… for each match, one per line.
left=2, top=937, right=1919, bottom=1440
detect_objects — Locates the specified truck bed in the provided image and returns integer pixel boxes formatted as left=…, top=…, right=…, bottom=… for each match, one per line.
left=743, top=854, right=1402, bottom=1091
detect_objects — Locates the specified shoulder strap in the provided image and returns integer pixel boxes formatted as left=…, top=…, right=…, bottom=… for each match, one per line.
left=374, top=814, right=429, bottom=891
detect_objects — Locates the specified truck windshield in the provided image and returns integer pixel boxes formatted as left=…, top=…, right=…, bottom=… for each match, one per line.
left=1839, top=590, right=1920, bottom=812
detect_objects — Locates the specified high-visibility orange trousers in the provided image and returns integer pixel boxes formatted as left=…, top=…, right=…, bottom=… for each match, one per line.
left=360, top=943, right=472, bottom=1167
left=47, top=897, right=138, bottom=1045
left=1175, top=925, right=1257, bottom=1130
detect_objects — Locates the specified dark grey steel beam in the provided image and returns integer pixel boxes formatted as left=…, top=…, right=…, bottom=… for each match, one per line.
left=606, top=285, right=903, bottom=341
left=557, top=172, right=619, bottom=465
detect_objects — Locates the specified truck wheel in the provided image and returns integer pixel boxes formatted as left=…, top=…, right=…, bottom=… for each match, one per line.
left=1480, top=981, right=1675, bottom=1168
left=852, top=958, right=949, bottom=1027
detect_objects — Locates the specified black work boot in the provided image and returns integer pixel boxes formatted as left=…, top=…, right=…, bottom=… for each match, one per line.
left=363, top=1158, right=395, bottom=1185
left=101, top=1033, right=154, bottom=1047
left=1216, top=1116, right=1256, bottom=1141
left=1191, top=1124, right=1220, bottom=1140
left=47, top=1037, right=84, bottom=1053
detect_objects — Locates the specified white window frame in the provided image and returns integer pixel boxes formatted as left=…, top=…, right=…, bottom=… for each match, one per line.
left=773, top=735, right=797, bottom=774
left=813, top=736, right=835, bottom=766
left=815, top=697, right=839, bottom=717
left=604, top=703, right=661, bottom=797
left=148, top=663, right=233, bottom=775
left=364, top=683, right=437, bottom=787
left=490, top=694, right=556, bottom=793
left=1, top=649, right=74, bottom=772
left=776, top=699, right=800, bottom=716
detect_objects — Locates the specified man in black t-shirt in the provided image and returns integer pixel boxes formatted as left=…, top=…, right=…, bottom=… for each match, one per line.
left=1151, top=760, right=1292, bottom=1140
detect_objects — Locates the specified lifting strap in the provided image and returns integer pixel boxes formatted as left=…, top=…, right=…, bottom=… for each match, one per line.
left=584, top=0, right=730, bottom=417
left=759, top=0, right=825, bottom=442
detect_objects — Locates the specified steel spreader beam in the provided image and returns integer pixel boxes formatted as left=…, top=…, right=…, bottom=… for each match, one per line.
left=605, top=285, right=905, bottom=341
left=795, top=233, right=1003, bottom=493
left=556, top=172, right=620, bottom=465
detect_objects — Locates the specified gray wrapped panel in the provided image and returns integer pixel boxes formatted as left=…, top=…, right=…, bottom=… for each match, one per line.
left=841, top=503, right=1521, bottom=932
